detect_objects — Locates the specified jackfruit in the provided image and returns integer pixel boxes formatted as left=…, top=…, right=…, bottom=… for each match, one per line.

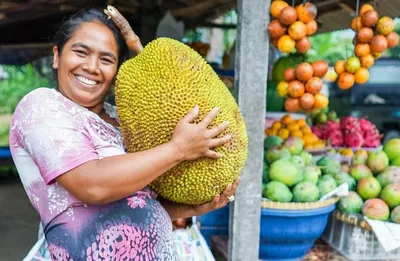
left=115, top=38, right=248, bottom=205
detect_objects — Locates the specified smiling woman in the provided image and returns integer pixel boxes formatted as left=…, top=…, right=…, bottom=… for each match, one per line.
left=9, top=7, right=239, bottom=261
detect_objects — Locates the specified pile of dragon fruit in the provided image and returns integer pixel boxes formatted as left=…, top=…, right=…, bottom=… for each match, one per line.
left=311, top=116, right=382, bottom=148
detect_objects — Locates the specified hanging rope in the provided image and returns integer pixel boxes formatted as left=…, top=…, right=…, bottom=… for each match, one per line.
left=373, top=0, right=377, bottom=9
left=355, top=0, right=360, bottom=17
left=292, top=0, right=295, bottom=7
left=303, top=0, right=307, bottom=6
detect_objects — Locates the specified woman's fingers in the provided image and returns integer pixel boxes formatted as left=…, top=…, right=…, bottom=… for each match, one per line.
left=220, top=184, right=233, bottom=203
left=208, top=135, right=231, bottom=149
left=181, top=105, right=199, bottom=123
left=204, top=150, right=222, bottom=159
left=200, top=107, right=220, bottom=128
left=207, top=121, right=229, bottom=138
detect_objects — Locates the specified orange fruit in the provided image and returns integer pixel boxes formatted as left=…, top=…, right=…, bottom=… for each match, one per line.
left=291, top=130, right=303, bottom=138
left=334, top=60, right=346, bottom=75
left=351, top=17, right=363, bottom=32
left=296, top=118, right=306, bottom=127
left=303, top=133, right=318, bottom=145
left=359, top=4, right=374, bottom=16
left=278, top=128, right=290, bottom=140
left=287, top=80, right=305, bottom=98
left=272, top=121, right=282, bottom=130
left=338, top=72, right=355, bottom=90
left=360, top=54, right=375, bottom=69
left=281, top=114, right=293, bottom=125
left=306, top=20, right=318, bottom=36
left=288, top=21, right=307, bottom=40
left=300, top=125, right=312, bottom=134
left=271, top=0, right=289, bottom=18
left=284, top=98, right=301, bottom=113
left=296, top=2, right=317, bottom=23
left=354, top=67, right=370, bottom=84
left=314, top=93, right=329, bottom=109
left=287, top=122, right=300, bottom=132
left=265, top=128, right=277, bottom=136
left=355, top=43, right=371, bottom=57
left=372, top=52, right=382, bottom=59
left=277, top=35, right=296, bottom=53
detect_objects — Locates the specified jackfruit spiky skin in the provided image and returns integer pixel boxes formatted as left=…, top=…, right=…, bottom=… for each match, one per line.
left=115, top=37, right=248, bottom=205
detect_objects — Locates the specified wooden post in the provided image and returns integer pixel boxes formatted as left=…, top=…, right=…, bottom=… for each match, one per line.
left=228, top=0, right=270, bottom=260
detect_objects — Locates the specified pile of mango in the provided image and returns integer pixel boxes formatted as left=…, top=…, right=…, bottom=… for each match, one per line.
left=265, top=114, right=326, bottom=150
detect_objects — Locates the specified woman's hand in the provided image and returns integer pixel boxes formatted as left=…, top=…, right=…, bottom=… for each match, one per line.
left=193, top=178, right=240, bottom=216
left=159, top=178, right=241, bottom=220
left=170, top=106, right=231, bottom=161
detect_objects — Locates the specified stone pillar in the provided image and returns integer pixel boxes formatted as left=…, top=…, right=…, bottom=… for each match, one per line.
left=228, top=0, right=270, bottom=260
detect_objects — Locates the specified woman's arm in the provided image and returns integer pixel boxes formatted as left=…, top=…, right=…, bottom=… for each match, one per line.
left=57, top=106, right=231, bottom=205
left=159, top=178, right=240, bottom=220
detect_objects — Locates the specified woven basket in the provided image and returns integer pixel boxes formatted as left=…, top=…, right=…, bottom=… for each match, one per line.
left=333, top=210, right=372, bottom=231
left=260, top=197, right=339, bottom=210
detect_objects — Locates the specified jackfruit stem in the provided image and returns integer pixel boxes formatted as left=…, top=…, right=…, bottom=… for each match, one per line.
left=104, top=5, right=144, bottom=54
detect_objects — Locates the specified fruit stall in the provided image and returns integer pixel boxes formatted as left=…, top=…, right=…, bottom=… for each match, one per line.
left=194, top=0, right=400, bottom=260
left=1, top=0, right=400, bottom=260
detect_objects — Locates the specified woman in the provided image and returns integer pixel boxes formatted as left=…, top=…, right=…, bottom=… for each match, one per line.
left=10, top=8, right=239, bottom=261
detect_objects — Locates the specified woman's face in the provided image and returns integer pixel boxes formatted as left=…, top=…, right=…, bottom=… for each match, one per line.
left=53, top=21, right=119, bottom=110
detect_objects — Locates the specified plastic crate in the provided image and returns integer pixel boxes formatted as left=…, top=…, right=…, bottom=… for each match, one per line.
left=322, top=210, right=400, bottom=260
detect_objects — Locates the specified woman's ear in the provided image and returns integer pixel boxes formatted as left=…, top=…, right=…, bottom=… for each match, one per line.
left=52, top=46, right=59, bottom=69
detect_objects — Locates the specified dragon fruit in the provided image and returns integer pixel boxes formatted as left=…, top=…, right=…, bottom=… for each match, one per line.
left=359, top=118, right=373, bottom=132
left=343, top=131, right=364, bottom=148
left=326, top=120, right=340, bottom=131
left=341, top=116, right=361, bottom=133
left=329, top=130, right=343, bottom=147
left=363, top=127, right=382, bottom=148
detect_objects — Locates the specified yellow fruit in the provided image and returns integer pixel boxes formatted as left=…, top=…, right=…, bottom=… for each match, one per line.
left=296, top=118, right=306, bottom=127
left=278, top=35, right=296, bottom=54
left=277, top=81, right=289, bottom=97
left=300, top=125, right=311, bottom=134
left=291, top=130, right=303, bottom=138
left=287, top=122, right=300, bottom=132
left=303, top=133, right=318, bottom=145
left=115, top=38, right=248, bottom=204
left=278, top=128, right=290, bottom=140
left=341, top=148, right=354, bottom=157
left=281, top=114, right=293, bottom=125
left=265, top=128, right=277, bottom=136
left=272, top=121, right=282, bottom=130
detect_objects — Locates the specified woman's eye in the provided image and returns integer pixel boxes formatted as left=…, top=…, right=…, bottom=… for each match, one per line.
left=74, top=50, right=86, bottom=56
left=101, top=58, right=112, bottom=63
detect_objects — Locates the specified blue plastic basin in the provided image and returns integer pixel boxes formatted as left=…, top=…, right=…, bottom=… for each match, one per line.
left=259, top=204, right=336, bottom=261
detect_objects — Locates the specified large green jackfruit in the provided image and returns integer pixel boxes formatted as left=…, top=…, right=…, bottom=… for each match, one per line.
left=115, top=38, right=248, bottom=205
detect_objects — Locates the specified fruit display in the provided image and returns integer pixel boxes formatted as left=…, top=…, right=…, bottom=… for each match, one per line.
left=306, top=107, right=338, bottom=126
left=311, top=116, right=382, bottom=149
left=334, top=4, right=399, bottom=90
left=115, top=38, right=248, bottom=205
left=265, top=114, right=326, bottom=150
left=277, top=60, right=330, bottom=113
left=337, top=140, right=400, bottom=224
left=268, top=0, right=318, bottom=54
left=262, top=136, right=344, bottom=203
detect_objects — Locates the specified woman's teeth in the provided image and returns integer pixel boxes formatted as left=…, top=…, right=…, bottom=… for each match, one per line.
left=76, top=75, right=97, bottom=86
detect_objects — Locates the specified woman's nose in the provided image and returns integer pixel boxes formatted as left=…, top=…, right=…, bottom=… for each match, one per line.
left=82, top=56, right=100, bottom=74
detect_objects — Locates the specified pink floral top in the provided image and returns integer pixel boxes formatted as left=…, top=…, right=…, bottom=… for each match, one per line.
left=10, top=88, right=177, bottom=260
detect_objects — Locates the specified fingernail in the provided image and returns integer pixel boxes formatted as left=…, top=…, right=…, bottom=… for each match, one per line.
left=226, top=135, right=232, bottom=140
left=224, top=121, right=230, bottom=126
left=214, top=107, right=220, bottom=112
left=218, top=153, right=223, bottom=158
left=227, top=184, right=232, bottom=190
left=216, top=195, right=220, bottom=200
left=194, top=105, right=199, bottom=111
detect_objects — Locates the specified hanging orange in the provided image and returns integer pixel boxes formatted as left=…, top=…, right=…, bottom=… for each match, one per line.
left=354, top=68, right=370, bottom=84
left=360, top=54, right=374, bottom=69
left=287, top=80, right=305, bottom=98
left=271, top=0, right=289, bottom=18
left=313, top=93, right=329, bottom=109
left=338, top=72, right=355, bottom=90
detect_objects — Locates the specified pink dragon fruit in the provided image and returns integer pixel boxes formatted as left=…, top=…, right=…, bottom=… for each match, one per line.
left=363, top=127, right=382, bottom=148
left=343, top=131, right=364, bottom=148
left=329, top=129, right=343, bottom=147
left=340, top=116, right=361, bottom=134
left=359, top=118, right=373, bottom=132
left=326, top=120, right=341, bottom=131
left=311, top=125, right=323, bottom=139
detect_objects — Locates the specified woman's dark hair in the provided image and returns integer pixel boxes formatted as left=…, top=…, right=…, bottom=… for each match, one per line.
left=53, top=8, right=129, bottom=68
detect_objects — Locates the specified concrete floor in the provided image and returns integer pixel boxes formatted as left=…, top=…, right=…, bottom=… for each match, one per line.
left=0, top=174, right=40, bottom=261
